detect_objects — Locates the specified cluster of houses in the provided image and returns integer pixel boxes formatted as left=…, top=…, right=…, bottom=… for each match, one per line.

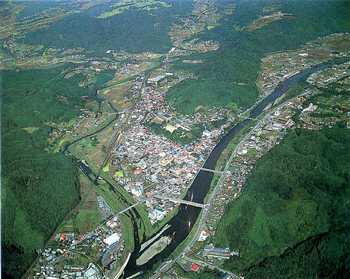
left=167, top=0, right=225, bottom=59
left=307, top=61, right=350, bottom=88
left=167, top=39, right=220, bottom=58
left=32, top=210, right=124, bottom=279
left=301, top=61, right=350, bottom=130
left=110, top=71, right=232, bottom=224
left=97, top=195, right=113, bottom=219
left=257, top=33, right=350, bottom=98
left=33, top=257, right=101, bottom=279
left=298, top=99, right=350, bottom=130
left=205, top=92, right=312, bottom=235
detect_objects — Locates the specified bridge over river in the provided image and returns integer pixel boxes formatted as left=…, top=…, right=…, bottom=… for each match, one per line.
left=123, top=61, right=336, bottom=278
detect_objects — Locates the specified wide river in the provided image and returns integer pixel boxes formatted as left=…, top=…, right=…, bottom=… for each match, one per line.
left=123, top=61, right=333, bottom=277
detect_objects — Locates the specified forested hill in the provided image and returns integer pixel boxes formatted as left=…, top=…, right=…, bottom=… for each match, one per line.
left=215, top=127, right=350, bottom=278
left=166, top=0, right=350, bottom=114
left=1, top=68, right=89, bottom=278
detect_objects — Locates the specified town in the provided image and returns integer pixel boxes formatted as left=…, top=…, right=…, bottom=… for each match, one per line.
left=110, top=69, right=232, bottom=224
left=149, top=33, right=350, bottom=278
left=26, top=31, right=350, bottom=279
left=31, top=210, right=124, bottom=279
left=4, top=0, right=349, bottom=277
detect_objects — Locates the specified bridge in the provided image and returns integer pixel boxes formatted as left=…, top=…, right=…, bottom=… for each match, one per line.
left=200, top=167, right=231, bottom=175
left=116, top=202, right=139, bottom=216
left=153, top=195, right=207, bottom=208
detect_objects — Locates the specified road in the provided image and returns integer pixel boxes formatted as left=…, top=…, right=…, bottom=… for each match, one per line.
left=148, top=115, right=254, bottom=279
left=95, top=71, right=152, bottom=182
left=153, top=195, right=207, bottom=208
left=63, top=94, right=120, bottom=154
left=117, top=202, right=140, bottom=216
left=113, top=253, right=131, bottom=279
left=148, top=126, right=249, bottom=279
left=181, top=131, right=243, bottom=255
left=169, top=86, right=318, bottom=279
left=179, top=101, right=273, bottom=259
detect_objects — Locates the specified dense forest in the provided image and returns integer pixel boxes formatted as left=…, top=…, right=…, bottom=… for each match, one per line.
left=215, top=127, right=350, bottom=278
left=1, top=67, right=90, bottom=278
left=22, top=0, right=193, bottom=55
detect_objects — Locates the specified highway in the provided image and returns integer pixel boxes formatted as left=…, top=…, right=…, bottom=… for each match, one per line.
left=168, top=82, right=319, bottom=279
left=148, top=114, right=254, bottom=279
left=181, top=135, right=241, bottom=255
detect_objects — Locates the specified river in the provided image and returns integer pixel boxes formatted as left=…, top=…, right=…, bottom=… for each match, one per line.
left=123, top=61, right=336, bottom=278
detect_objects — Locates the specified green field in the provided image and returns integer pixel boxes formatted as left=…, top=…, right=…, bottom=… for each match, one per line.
left=147, top=122, right=203, bottom=145
left=214, top=127, right=350, bottom=278
left=59, top=175, right=103, bottom=235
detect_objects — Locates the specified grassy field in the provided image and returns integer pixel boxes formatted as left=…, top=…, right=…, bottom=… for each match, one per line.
left=146, top=122, right=204, bottom=145
left=59, top=174, right=103, bottom=235
left=69, top=124, right=114, bottom=172
left=94, top=179, right=146, bottom=251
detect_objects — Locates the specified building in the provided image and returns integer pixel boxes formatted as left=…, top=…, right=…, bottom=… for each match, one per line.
left=203, top=245, right=237, bottom=259
left=101, top=241, right=121, bottom=267
left=198, top=229, right=210, bottom=241
left=164, top=123, right=177, bottom=133
left=191, top=263, right=200, bottom=272
left=147, top=75, right=166, bottom=86
left=147, top=73, right=174, bottom=86
left=149, top=208, right=166, bottom=224
left=103, top=233, right=120, bottom=246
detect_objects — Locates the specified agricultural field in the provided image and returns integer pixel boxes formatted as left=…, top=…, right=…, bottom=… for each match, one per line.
left=96, top=0, right=172, bottom=19
left=59, top=175, right=103, bottom=236
left=69, top=124, right=115, bottom=173
left=101, top=80, right=134, bottom=110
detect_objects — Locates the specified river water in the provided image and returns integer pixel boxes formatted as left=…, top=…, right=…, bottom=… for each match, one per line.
left=123, top=61, right=334, bottom=277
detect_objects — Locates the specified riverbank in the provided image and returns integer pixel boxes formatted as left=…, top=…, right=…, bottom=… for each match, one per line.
left=137, top=54, right=349, bottom=277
